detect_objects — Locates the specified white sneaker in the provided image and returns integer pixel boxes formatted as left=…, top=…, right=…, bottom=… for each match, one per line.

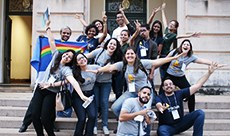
left=103, top=126, right=110, bottom=135
left=93, top=127, right=97, bottom=135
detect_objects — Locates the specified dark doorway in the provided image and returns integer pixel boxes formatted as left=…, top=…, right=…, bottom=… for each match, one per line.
left=3, top=16, right=12, bottom=83
left=106, top=0, right=147, bottom=33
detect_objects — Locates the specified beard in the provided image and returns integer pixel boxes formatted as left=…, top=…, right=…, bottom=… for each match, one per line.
left=139, top=96, right=149, bottom=104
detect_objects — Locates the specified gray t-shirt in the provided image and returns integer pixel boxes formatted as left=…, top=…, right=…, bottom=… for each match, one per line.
left=167, top=49, right=197, bottom=77
left=36, top=49, right=73, bottom=93
left=114, top=60, right=152, bottom=92
left=117, top=98, right=144, bottom=136
left=91, top=48, right=112, bottom=83
left=80, top=65, right=100, bottom=91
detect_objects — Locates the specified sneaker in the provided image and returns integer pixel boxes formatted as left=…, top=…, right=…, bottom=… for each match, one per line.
left=103, top=126, right=110, bottom=135
left=93, top=127, right=97, bottom=135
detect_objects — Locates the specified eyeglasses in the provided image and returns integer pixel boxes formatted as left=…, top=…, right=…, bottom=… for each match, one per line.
left=140, top=29, right=147, bottom=32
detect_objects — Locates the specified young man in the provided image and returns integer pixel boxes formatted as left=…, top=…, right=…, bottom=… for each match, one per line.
left=112, top=11, right=127, bottom=41
left=156, top=62, right=220, bottom=136
left=117, top=86, right=156, bottom=136
left=18, top=26, right=72, bottom=133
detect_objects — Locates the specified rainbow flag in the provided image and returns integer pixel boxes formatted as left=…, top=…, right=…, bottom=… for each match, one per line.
left=31, top=36, right=87, bottom=73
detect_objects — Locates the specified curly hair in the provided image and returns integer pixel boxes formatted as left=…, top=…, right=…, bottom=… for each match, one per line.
left=85, top=24, right=99, bottom=36
left=103, top=38, right=123, bottom=64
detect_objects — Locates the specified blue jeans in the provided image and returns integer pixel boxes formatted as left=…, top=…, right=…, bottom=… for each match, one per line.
left=93, top=82, right=112, bottom=127
left=157, top=109, right=205, bottom=136
left=72, top=91, right=96, bottom=136
left=56, top=107, right=73, bottom=117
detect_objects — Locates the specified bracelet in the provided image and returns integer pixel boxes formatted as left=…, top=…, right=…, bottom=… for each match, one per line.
left=46, top=27, right=51, bottom=31
left=50, top=83, right=52, bottom=87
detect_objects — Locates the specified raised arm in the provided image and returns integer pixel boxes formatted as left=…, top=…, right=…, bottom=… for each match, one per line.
left=177, top=32, right=201, bottom=39
left=97, top=63, right=118, bottom=73
left=45, top=20, right=56, bottom=52
left=161, top=3, right=167, bottom=30
left=98, top=11, right=108, bottom=44
left=151, top=52, right=183, bottom=68
left=75, top=13, right=88, bottom=27
left=66, top=75, right=88, bottom=101
left=130, top=20, right=141, bottom=46
left=189, top=62, right=219, bottom=95
left=147, top=6, right=161, bottom=25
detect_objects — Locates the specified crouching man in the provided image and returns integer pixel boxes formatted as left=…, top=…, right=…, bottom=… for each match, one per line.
left=156, top=62, right=221, bottom=136
left=117, top=86, right=156, bottom=136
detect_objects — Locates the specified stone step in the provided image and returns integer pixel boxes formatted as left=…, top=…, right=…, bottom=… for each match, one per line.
left=1, top=116, right=230, bottom=131
left=0, top=128, right=230, bottom=136
left=1, top=106, right=230, bottom=120
left=1, top=93, right=230, bottom=109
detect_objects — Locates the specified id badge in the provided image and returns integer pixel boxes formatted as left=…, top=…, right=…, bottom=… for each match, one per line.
left=172, top=109, right=180, bottom=120
left=181, top=63, right=186, bottom=72
left=128, top=81, right=135, bottom=92
left=140, top=48, right=147, bottom=57
left=48, top=75, right=56, bottom=83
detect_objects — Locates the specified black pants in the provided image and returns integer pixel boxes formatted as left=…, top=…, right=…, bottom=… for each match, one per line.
left=112, top=71, right=126, bottom=99
left=159, top=73, right=195, bottom=112
left=22, top=94, right=56, bottom=127
left=31, top=86, right=56, bottom=136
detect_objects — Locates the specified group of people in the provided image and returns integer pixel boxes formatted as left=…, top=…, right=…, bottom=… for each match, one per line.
left=18, top=3, right=224, bottom=136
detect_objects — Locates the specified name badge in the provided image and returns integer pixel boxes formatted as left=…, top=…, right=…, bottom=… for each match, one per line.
left=48, top=75, right=56, bottom=83
left=140, top=48, right=147, bottom=57
left=181, top=63, right=186, bottom=72
left=172, top=109, right=180, bottom=120
left=128, top=81, right=135, bottom=92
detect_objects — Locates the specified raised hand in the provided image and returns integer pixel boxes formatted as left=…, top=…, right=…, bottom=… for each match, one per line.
left=75, top=13, right=82, bottom=19
left=102, top=11, right=107, bottom=23
left=161, top=2, right=166, bottom=10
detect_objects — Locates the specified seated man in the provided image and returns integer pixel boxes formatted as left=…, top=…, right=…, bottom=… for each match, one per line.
left=117, top=86, right=156, bottom=136
left=156, top=62, right=220, bottom=136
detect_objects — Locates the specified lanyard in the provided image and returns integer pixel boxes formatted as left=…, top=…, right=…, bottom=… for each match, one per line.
left=165, top=93, right=178, bottom=106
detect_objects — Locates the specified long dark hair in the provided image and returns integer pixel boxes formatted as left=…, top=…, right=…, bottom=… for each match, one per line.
left=103, top=38, right=123, bottom=64
left=50, top=49, right=75, bottom=74
left=177, top=39, right=193, bottom=57
left=150, top=20, right=163, bottom=39
left=72, top=52, right=86, bottom=84
left=123, top=47, right=145, bottom=74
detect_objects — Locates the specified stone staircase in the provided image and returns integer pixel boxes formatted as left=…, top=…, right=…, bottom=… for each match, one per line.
left=0, top=86, right=230, bottom=136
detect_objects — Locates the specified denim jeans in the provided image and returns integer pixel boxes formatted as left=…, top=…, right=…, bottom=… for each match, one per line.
left=72, top=90, right=96, bottom=136
left=93, top=82, right=112, bottom=127
left=157, top=109, right=205, bottom=136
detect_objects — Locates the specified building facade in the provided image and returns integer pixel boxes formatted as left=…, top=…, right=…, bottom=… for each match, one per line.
left=0, top=0, right=229, bottom=92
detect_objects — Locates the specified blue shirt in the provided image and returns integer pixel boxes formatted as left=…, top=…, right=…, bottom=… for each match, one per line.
left=156, top=88, right=190, bottom=125
left=76, top=35, right=99, bottom=53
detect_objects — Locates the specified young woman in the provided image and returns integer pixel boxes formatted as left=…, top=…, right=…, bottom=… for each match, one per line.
left=31, top=20, right=88, bottom=136
left=159, top=3, right=200, bottom=81
left=159, top=39, right=224, bottom=112
left=75, top=13, right=110, bottom=48
left=71, top=52, right=100, bottom=136
left=86, top=38, right=122, bottom=135
left=75, top=13, right=108, bottom=54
